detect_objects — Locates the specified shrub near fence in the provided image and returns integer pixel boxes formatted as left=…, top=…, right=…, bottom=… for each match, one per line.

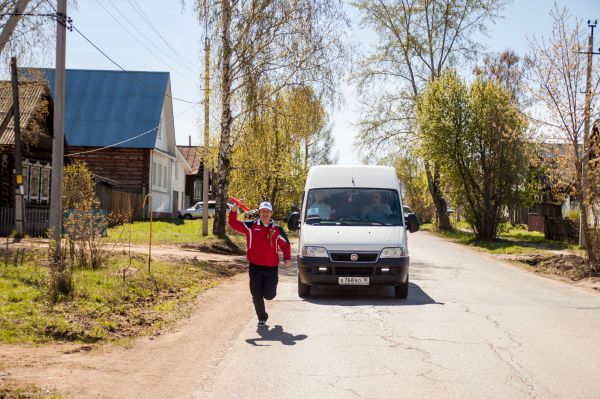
left=0, top=206, right=50, bottom=237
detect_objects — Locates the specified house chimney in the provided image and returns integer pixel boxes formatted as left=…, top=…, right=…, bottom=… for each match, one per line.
left=189, top=135, right=191, bottom=147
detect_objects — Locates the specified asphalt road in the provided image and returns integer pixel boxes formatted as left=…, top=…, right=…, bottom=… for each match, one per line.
left=196, top=231, right=600, bottom=399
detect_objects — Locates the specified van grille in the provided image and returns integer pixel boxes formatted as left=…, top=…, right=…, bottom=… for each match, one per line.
left=329, top=252, right=379, bottom=262
left=335, top=267, right=374, bottom=276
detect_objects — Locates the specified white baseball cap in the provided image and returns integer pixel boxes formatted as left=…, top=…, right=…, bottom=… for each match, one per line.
left=258, top=201, right=273, bottom=211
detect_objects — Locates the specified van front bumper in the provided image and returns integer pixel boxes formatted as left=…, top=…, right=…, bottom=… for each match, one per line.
left=298, top=256, right=409, bottom=287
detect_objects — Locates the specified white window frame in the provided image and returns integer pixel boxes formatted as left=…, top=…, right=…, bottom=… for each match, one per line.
left=40, top=166, right=51, bottom=202
left=30, top=164, right=40, bottom=201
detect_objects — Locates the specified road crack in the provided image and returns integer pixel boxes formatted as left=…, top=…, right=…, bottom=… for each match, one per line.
left=461, top=304, right=538, bottom=398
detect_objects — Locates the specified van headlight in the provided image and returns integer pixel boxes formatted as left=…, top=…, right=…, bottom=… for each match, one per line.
left=302, top=246, right=329, bottom=257
left=380, top=247, right=407, bottom=258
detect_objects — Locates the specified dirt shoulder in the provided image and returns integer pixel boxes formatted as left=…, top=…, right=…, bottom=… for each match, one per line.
left=2, top=237, right=247, bottom=264
left=0, top=236, right=254, bottom=398
left=496, top=252, right=600, bottom=293
left=0, top=271, right=253, bottom=399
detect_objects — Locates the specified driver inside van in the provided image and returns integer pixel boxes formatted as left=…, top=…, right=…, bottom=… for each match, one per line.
left=307, top=191, right=333, bottom=220
left=361, top=191, right=392, bottom=220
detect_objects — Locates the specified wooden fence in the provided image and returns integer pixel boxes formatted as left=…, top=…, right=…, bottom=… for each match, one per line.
left=528, top=213, right=578, bottom=243
left=546, top=217, right=579, bottom=243
left=0, top=206, right=50, bottom=237
left=111, top=191, right=144, bottom=222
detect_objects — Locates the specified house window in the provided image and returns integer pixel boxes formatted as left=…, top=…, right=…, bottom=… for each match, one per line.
left=193, top=179, right=202, bottom=201
left=30, top=166, right=40, bottom=201
left=163, top=165, right=167, bottom=188
left=174, top=165, right=178, bottom=180
left=40, top=168, right=50, bottom=201
left=157, top=164, right=162, bottom=188
left=152, top=162, right=156, bottom=186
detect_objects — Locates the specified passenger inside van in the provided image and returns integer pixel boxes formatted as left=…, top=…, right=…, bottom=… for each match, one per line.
left=307, top=191, right=334, bottom=220
left=361, top=191, right=392, bottom=221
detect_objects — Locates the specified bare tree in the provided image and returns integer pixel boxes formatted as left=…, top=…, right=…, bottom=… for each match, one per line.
left=474, top=50, right=529, bottom=105
left=352, top=0, right=507, bottom=231
left=528, top=6, right=600, bottom=261
left=0, top=1, right=77, bottom=76
left=191, top=0, right=348, bottom=234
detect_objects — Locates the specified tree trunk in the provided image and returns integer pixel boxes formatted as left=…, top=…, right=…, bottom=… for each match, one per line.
left=213, top=0, right=233, bottom=236
left=424, top=161, right=452, bottom=231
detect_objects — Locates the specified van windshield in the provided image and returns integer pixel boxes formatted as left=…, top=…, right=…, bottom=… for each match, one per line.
left=304, top=188, right=403, bottom=226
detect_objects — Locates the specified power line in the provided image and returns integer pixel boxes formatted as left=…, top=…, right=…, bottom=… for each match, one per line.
left=66, top=103, right=198, bottom=157
left=43, top=0, right=201, bottom=104
left=95, top=0, right=197, bottom=83
left=126, top=0, right=198, bottom=71
left=72, top=25, right=201, bottom=104
left=101, top=0, right=198, bottom=76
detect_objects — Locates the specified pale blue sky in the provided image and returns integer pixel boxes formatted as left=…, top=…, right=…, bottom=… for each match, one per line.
left=48, top=1, right=600, bottom=164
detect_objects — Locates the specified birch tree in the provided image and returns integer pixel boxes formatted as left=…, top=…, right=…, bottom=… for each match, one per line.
left=229, top=86, right=332, bottom=216
left=192, top=0, right=348, bottom=234
left=352, top=0, right=506, bottom=231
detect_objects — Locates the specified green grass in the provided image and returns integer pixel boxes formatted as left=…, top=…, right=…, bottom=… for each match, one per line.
left=0, top=251, right=243, bottom=345
left=420, top=222, right=568, bottom=255
left=0, top=384, right=64, bottom=399
left=106, top=218, right=217, bottom=245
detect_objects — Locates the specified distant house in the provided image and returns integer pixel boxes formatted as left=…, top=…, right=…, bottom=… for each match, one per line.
left=177, top=141, right=213, bottom=207
left=37, top=68, right=190, bottom=218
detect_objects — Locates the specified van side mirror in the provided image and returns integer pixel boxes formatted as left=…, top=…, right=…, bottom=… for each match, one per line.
left=287, top=211, right=300, bottom=231
left=406, top=213, right=420, bottom=233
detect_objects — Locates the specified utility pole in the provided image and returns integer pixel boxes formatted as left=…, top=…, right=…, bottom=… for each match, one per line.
left=11, top=57, right=24, bottom=237
left=202, top=36, right=210, bottom=236
left=579, top=20, right=599, bottom=249
left=49, top=0, right=67, bottom=250
left=0, top=0, right=32, bottom=55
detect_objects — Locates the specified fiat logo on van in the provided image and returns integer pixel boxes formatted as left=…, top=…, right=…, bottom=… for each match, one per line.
left=350, top=253, right=358, bottom=262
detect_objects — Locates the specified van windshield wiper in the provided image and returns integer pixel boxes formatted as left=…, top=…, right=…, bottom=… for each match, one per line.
left=305, top=216, right=322, bottom=224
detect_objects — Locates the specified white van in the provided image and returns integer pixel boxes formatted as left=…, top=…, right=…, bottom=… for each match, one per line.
left=287, top=165, right=419, bottom=298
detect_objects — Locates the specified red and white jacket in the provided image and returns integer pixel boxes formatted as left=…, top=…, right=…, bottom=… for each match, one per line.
left=228, top=210, right=291, bottom=267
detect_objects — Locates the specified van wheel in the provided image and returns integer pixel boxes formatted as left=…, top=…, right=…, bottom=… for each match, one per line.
left=298, top=276, right=311, bottom=298
left=394, top=275, right=409, bottom=299
left=184, top=214, right=192, bottom=220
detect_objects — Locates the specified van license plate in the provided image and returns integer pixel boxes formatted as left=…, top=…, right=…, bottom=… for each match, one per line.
left=339, top=277, right=369, bottom=285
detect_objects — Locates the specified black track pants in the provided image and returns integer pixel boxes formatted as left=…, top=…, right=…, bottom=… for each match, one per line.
left=249, top=264, right=279, bottom=321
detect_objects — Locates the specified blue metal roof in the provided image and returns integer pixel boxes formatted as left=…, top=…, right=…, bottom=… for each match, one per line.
left=42, top=69, right=169, bottom=148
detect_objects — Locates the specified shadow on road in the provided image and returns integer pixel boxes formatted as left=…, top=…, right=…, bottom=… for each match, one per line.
left=303, top=282, right=443, bottom=306
left=245, top=325, right=308, bottom=346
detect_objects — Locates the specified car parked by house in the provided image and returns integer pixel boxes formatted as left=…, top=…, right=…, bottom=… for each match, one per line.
left=178, top=201, right=216, bottom=219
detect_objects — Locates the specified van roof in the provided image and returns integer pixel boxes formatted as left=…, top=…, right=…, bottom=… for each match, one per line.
left=305, top=165, right=400, bottom=190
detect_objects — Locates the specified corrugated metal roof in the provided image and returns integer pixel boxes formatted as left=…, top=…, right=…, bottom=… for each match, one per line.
left=41, top=68, right=168, bottom=148
left=0, top=81, right=49, bottom=146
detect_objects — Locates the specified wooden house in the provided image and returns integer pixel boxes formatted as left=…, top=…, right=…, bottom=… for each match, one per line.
left=177, top=141, right=214, bottom=207
left=39, top=68, right=190, bottom=218
left=0, top=80, right=54, bottom=208
left=0, top=80, right=56, bottom=236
